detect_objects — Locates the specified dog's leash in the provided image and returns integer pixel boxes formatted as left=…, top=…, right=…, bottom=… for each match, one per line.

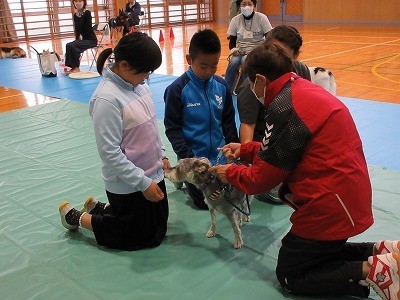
left=215, top=148, right=224, bottom=166
left=213, top=149, right=251, bottom=216
left=217, top=179, right=251, bottom=216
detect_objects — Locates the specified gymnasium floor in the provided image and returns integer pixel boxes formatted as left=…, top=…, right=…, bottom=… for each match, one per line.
left=0, top=23, right=399, bottom=299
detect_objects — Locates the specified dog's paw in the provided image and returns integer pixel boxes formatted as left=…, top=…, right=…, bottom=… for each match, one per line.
left=234, top=238, right=244, bottom=249
left=206, top=230, right=215, bottom=238
left=244, top=215, right=250, bottom=222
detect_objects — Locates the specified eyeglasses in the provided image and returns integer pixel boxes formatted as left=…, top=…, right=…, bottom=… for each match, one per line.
left=140, top=71, right=153, bottom=85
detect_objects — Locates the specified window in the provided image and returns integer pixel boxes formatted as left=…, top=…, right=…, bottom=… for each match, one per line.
left=143, top=0, right=213, bottom=26
left=0, top=0, right=213, bottom=43
left=0, top=0, right=114, bottom=42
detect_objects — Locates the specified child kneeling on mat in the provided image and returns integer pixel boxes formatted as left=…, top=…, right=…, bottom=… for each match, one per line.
left=59, top=32, right=170, bottom=251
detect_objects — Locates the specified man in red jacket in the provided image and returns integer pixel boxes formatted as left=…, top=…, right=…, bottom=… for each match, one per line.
left=209, top=40, right=400, bottom=299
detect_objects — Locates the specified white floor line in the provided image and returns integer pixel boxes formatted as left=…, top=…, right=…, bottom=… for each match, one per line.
left=301, top=38, right=400, bottom=62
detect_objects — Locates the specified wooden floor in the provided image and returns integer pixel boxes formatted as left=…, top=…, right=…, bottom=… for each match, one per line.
left=1, top=22, right=399, bottom=112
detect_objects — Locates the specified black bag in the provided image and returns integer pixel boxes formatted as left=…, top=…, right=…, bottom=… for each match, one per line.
left=30, top=46, right=60, bottom=77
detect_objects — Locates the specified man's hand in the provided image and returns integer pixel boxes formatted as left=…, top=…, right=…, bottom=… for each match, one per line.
left=208, top=164, right=232, bottom=184
left=217, top=143, right=241, bottom=161
left=143, top=181, right=164, bottom=202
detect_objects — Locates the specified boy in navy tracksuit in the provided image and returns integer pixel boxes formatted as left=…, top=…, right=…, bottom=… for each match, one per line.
left=164, top=29, right=239, bottom=209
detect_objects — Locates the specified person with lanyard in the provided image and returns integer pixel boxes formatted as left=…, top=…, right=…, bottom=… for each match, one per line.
left=225, top=0, right=272, bottom=93
left=65, top=0, right=97, bottom=73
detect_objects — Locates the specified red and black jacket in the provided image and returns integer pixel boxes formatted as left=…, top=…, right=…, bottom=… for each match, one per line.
left=226, top=73, right=373, bottom=241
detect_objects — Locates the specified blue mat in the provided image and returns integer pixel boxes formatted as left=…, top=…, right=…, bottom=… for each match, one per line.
left=0, top=58, right=177, bottom=119
left=0, top=99, right=398, bottom=299
left=339, top=97, right=400, bottom=172
left=0, top=58, right=399, bottom=172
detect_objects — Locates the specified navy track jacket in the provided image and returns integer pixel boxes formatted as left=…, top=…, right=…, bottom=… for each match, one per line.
left=164, top=68, right=239, bottom=165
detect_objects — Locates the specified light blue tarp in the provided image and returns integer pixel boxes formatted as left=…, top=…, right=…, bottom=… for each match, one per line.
left=0, top=100, right=399, bottom=299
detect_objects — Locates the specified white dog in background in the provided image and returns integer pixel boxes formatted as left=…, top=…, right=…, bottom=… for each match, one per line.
left=165, top=157, right=252, bottom=249
left=309, top=66, right=337, bottom=95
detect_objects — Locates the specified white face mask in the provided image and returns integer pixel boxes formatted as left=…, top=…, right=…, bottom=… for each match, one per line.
left=241, top=6, right=254, bottom=17
left=74, top=2, right=84, bottom=9
left=251, top=77, right=266, bottom=105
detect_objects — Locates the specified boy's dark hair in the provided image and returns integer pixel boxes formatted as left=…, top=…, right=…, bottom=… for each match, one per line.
left=189, top=29, right=221, bottom=60
left=97, top=32, right=162, bottom=74
left=265, top=25, right=303, bottom=57
left=243, top=40, right=293, bottom=82
left=236, top=0, right=257, bottom=8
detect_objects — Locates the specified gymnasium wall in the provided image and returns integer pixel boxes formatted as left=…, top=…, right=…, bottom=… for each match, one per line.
left=214, top=0, right=400, bottom=24
left=213, top=0, right=231, bottom=22
left=303, top=0, right=400, bottom=23
left=112, top=0, right=400, bottom=24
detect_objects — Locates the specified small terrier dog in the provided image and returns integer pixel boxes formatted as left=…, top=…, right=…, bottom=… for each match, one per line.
left=165, top=157, right=251, bottom=249
left=0, top=46, right=27, bottom=59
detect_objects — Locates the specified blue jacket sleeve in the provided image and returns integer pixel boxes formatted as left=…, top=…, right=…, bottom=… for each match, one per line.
left=164, top=81, right=195, bottom=159
left=220, top=79, right=240, bottom=144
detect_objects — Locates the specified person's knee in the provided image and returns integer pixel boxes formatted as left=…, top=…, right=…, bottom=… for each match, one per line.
left=276, top=273, right=301, bottom=295
left=229, top=56, right=242, bottom=66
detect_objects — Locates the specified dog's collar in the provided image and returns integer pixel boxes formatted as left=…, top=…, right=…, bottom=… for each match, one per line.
left=199, top=172, right=216, bottom=191
left=200, top=171, right=251, bottom=216
left=200, top=172, right=233, bottom=196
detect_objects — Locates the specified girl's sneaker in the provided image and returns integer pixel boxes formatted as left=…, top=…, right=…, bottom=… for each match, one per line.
left=376, top=241, right=400, bottom=255
left=81, top=196, right=109, bottom=215
left=366, top=253, right=400, bottom=300
left=59, top=202, right=83, bottom=231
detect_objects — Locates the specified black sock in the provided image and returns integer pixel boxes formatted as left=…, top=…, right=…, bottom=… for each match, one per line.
left=65, top=208, right=82, bottom=226
left=90, top=202, right=108, bottom=215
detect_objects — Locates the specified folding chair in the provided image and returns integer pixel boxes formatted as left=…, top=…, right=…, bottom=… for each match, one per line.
left=82, top=23, right=109, bottom=71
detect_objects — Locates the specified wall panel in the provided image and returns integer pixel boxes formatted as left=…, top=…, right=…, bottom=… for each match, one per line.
left=342, top=0, right=379, bottom=23
left=303, top=0, right=400, bottom=23
left=286, top=0, right=303, bottom=15
left=304, top=0, right=342, bottom=22
left=260, top=0, right=281, bottom=15
left=213, top=0, right=230, bottom=22
left=379, top=0, right=400, bottom=22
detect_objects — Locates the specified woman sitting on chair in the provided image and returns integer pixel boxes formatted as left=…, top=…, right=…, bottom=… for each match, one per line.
left=65, top=0, right=97, bottom=73
left=125, top=0, right=141, bottom=31
left=225, top=0, right=272, bottom=93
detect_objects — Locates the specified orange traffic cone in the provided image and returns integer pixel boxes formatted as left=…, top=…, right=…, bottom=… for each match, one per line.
left=169, top=27, right=175, bottom=39
left=159, top=30, right=164, bottom=42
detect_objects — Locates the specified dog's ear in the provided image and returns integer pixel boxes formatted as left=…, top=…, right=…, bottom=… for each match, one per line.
left=193, top=161, right=208, bottom=173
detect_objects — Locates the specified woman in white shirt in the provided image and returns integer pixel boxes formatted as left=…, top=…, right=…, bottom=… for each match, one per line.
left=225, top=0, right=272, bottom=93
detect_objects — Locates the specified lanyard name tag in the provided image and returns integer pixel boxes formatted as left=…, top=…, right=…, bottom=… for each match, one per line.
left=243, top=31, right=253, bottom=39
